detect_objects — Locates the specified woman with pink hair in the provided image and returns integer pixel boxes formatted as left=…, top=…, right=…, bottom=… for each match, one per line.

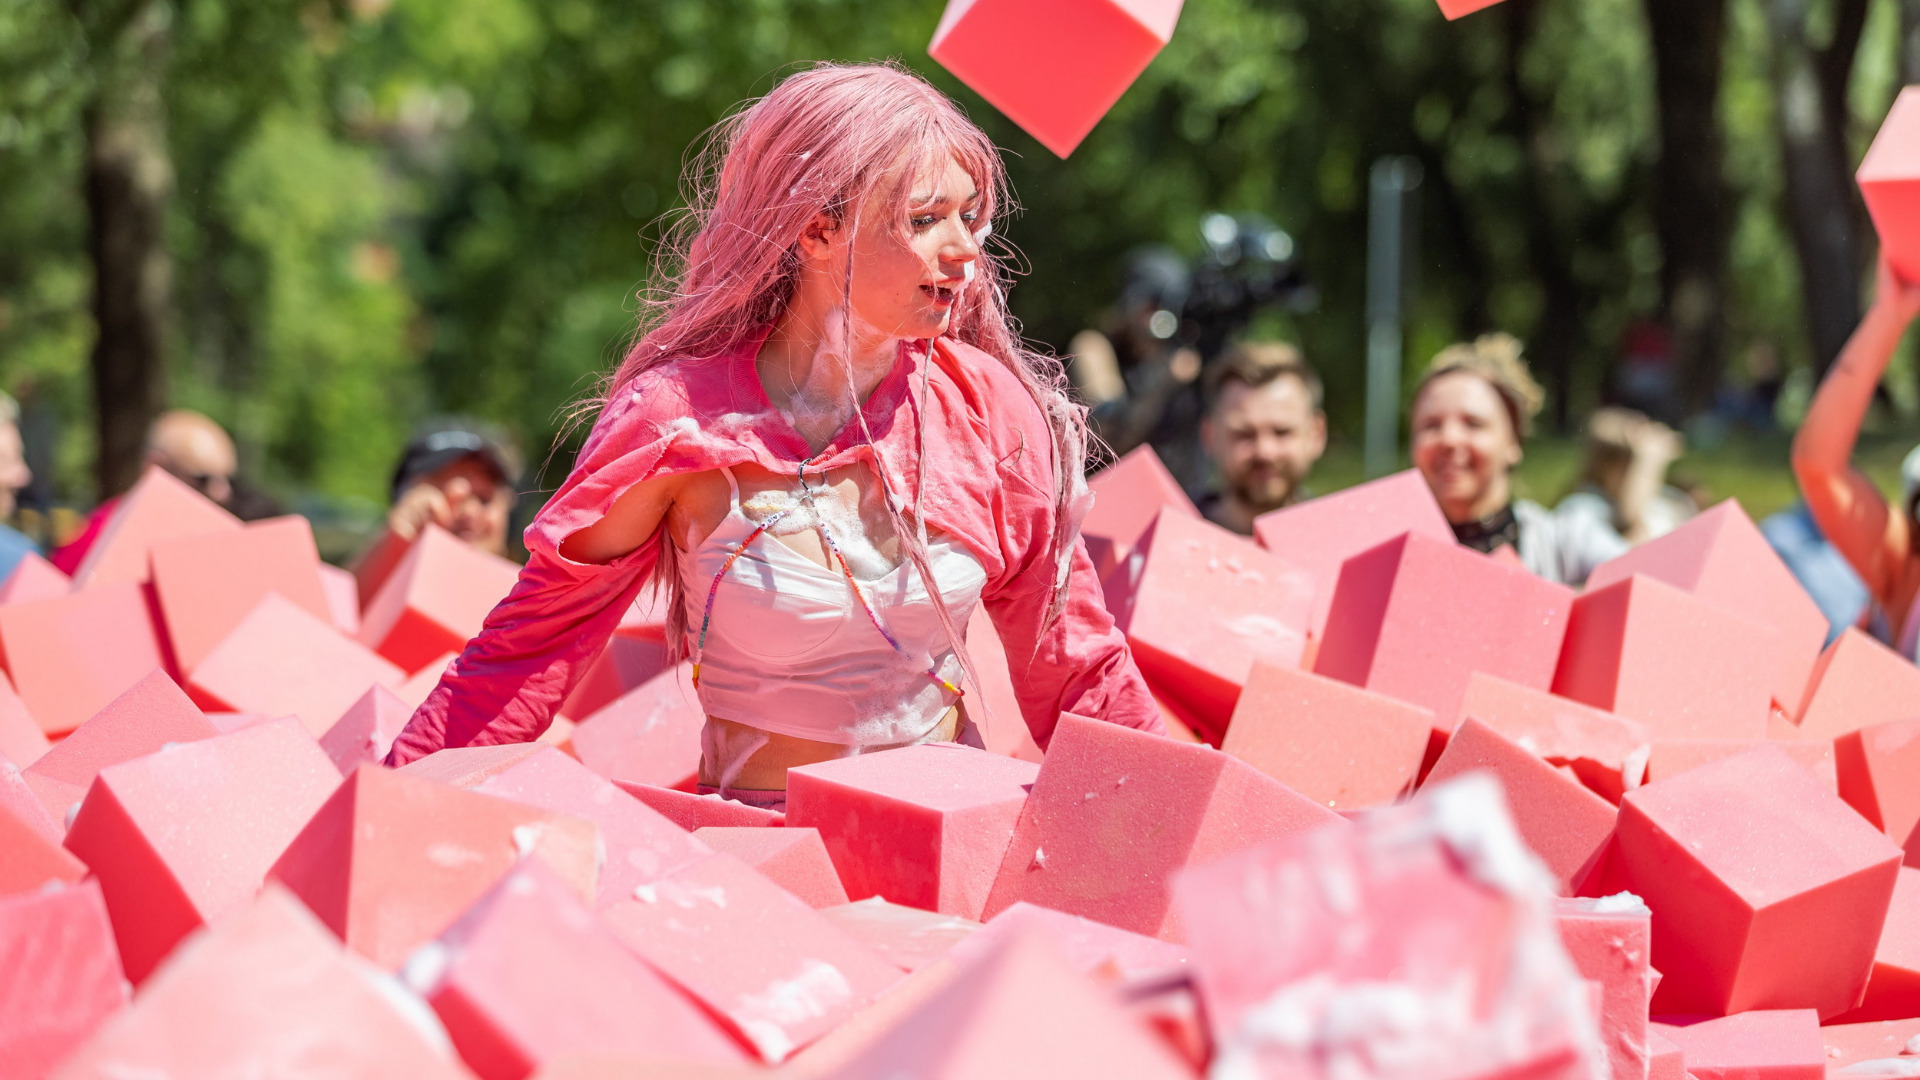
left=384, top=63, right=1163, bottom=802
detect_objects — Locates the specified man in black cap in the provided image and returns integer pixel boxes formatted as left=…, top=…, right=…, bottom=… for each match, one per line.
left=352, top=418, right=523, bottom=603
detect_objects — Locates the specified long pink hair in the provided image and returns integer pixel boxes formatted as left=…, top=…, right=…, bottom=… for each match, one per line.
left=613, top=62, right=1092, bottom=679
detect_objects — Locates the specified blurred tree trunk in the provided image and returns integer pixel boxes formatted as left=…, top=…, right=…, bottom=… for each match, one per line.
left=72, top=0, right=174, bottom=499
left=1768, top=0, right=1871, bottom=375
left=1643, top=0, right=1732, bottom=416
left=1903, top=0, right=1920, bottom=85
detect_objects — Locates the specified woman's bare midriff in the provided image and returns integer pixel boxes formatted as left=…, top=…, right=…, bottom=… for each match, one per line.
left=697, top=706, right=963, bottom=791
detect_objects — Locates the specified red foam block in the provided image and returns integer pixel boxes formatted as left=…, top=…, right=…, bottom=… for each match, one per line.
left=1648, top=1010, right=1824, bottom=1080
left=0, top=667, right=49, bottom=767
left=929, top=0, right=1183, bottom=159
left=614, top=779, right=785, bottom=828
left=817, top=897, right=981, bottom=973
left=1860, top=86, right=1920, bottom=284
left=1553, top=574, right=1774, bottom=741
left=962, top=605, right=1044, bottom=763
left=400, top=742, right=545, bottom=788
left=0, top=582, right=169, bottom=737
left=23, top=669, right=218, bottom=825
left=1795, top=628, right=1920, bottom=739
left=1314, top=531, right=1575, bottom=758
left=982, top=712, right=1342, bottom=940
left=1438, top=0, right=1507, bottom=19
left=1222, top=660, right=1433, bottom=811
left=1616, top=745, right=1901, bottom=1018
left=950, top=900, right=1190, bottom=987
left=1252, top=468, right=1452, bottom=640
left=829, top=929, right=1194, bottom=1080
left=1079, top=444, right=1198, bottom=580
left=318, top=560, right=361, bottom=637
left=1460, top=671, right=1653, bottom=802
left=50, top=885, right=474, bottom=1080
left=0, top=549, right=71, bottom=604
left=1424, top=717, right=1618, bottom=894
left=1586, top=501, right=1827, bottom=715
left=1554, top=895, right=1653, bottom=1080
left=569, top=663, right=703, bottom=789
left=1647, top=738, right=1837, bottom=793
left=268, top=763, right=601, bottom=969
left=359, top=524, right=522, bottom=673
left=1831, top=864, right=1920, bottom=1023
left=474, top=748, right=711, bottom=909
left=599, top=851, right=901, bottom=1063
left=694, top=826, right=848, bottom=909
left=1841, top=718, right=1920, bottom=846
left=318, top=683, right=415, bottom=774
left=559, top=626, right=668, bottom=723
left=1106, top=508, right=1314, bottom=741
left=1820, top=1018, right=1920, bottom=1073
left=69, top=464, right=241, bottom=590
left=1171, top=774, right=1605, bottom=1076
left=0, top=761, right=62, bottom=845
left=0, top=880, right=127, bottom=1077
left=149, top=515, right=331, bottom=675
left=63, top=717, right=342, bottom=984
left=188, top=592, right=405, bottom=736
left=409, top=860, right=750, bottom=1080
left=0, top=784, right=87, bottom=896
left=786, top=743, right=1037, bottom=919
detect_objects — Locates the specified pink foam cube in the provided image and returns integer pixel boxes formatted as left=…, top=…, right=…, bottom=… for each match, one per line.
left=188, top=592, right=405, bottom=736
left=599, top=851, right=901, bottom=1063
left=1795, top=627, right=1920, bottom=739
left=1252, top=469, right=1452, bottom=640
left=148, top=515, right=331, bottom=674
left=0, top=880, right=128, bottom=1077
left=474, top=748, right=711, bottom=909
left=1438, top=0, right=1508, bottom=19
left=1106, top=507, right=1314, bottom=741
left=62, top=717, right=341, bottom=983
left=929, top=0, right=1184, bottom=158
left=50, top=885, right=475, bottom=1080
left=1221, top=660, right=1433, bottom=810
left=0, top=785, right=86, bottom=896
left=816, top=897, right=981, bottom=973
left=1554, top=895, right=1653, bottom=1080
left=961, top=605, right=1044, bottom=763
left=787, top=743, right=1037, bottom=919
left=1647, top=737, right=1837, bottom=793
left=828, top=928, right=1194, bottom=1079
left=1460, top=671, right=1653, bottom=802
left=1553, top=574, right=1774, bottom=741
left=1820, top=1018, right=1920, bottom=1073
left=569, top=663, right=704, bottom=789
left=0, top=582, right=169, bottom=737
left=318, top=683, right=415, bottom=774
left=0, top=667, right=49, bottom=767
left=399, top=742, right=544, bottom=788
left=69, top=465, right=241, bottom=589
left=694, top=826, right=849, bottom=908
left=22, top=669, right=218, bottom=825
left=1079, top=444, right=1198, bottom=579
left=268, top=764, right=601, bottom=969
left=950, top=900, right=1190, bottom=986
left=317, top=560, right=361, bottom=636
left=1585, top=501, right=1827, bottom=715
left=982, top=712, right=1342, bottom=940
left=1617, top=745, right=1901, bottom=1018
left=409, top=860, right=751, bottom=1079
left=1860, top=87, right=1920, bottom=284
left=1314, top=531, right=1575, bottom=760
left=558, top=626, right=669, bottom=722
left=1648, top=1010, right=1824, bottom=1080
left=359, top=523, right=522, bottom=673
left=1836, top=719, right=1920, bottom=845
left=1171, top=774, right=1606, bottom=1077
left=0, top=550, right=71, bottom=604
left=1833, top=864, right=1920, bottom=1022
left=1424, top=716, right=1619, bottom=894
left=0, top=761, right=62, bottom=845
left=614, top=779, right=786, bottom=828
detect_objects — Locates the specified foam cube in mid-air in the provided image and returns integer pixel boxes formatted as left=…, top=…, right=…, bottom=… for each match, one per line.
left=1860, top=86, right=1920, bottom=284
left=929, top=1, right=1185, bottom=157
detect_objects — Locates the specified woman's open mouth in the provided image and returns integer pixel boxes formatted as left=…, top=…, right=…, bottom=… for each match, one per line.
left=921, top=283, right=959, bottom=306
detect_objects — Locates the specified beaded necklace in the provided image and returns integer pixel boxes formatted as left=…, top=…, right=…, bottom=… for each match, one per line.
left=689, top=456, right=966, bottom=701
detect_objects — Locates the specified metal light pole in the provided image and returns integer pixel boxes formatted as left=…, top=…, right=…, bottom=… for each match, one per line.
left=1364, top=156, right=1423, bottom=479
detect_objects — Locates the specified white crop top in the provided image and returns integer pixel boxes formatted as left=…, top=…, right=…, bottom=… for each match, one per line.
left=679, top=468, right=988, bottom=747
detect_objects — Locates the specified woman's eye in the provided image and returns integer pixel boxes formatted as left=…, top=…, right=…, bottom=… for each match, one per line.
left=910, top=215, right=937, bottom=229
left=960, top=210, right=979, bottom=224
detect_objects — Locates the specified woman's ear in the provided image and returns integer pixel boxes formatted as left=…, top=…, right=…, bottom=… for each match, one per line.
left=794, top=213, right=840, bottom=262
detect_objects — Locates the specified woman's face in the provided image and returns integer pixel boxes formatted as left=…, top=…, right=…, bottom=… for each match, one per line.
left=1410, top=370, right=1523, bottom=523
left=834, top=155, right=984, bottom=346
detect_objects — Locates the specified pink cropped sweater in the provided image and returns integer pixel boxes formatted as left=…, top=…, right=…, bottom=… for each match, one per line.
left=383, top=333, right=1162, bottom=766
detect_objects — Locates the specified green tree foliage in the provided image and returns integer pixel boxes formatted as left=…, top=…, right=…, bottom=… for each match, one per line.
left=0, top=0, right=1912, bottom=513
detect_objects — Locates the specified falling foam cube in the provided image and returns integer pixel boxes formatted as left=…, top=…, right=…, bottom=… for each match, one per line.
left=1860, top=87, right=1920, bottom=284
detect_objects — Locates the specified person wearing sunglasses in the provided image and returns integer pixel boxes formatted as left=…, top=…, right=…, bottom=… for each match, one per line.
left=50, top=409, right=239, bottom=575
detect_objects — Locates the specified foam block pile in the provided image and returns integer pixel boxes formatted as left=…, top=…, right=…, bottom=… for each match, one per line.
left=7, top=450, right=1920, bottom=1078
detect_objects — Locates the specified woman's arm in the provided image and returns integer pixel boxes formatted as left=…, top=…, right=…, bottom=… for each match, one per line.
left=383, top=468, right=685, bottom=766
left=1791, top=259, right=1920, bottom=603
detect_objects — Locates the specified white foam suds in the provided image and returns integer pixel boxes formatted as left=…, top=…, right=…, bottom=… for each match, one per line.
left=1841, top=1061, right=1920, bottom=1077
left=735, top=959, right=854, bottom=1063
